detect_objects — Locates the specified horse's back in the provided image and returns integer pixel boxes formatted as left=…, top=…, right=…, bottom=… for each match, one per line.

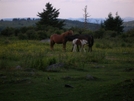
left=50, top=34, right=63, bottom=44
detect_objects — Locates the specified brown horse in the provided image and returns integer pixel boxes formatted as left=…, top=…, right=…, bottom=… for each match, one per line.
left=50, top=30, right=73, bottom=50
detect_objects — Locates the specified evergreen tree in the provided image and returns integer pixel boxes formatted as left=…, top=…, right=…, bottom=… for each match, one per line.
left=102, top=12, right=124, bottom=33
left=104, top=13, right=115, bottom=31
left=114, top=12, right=124, bottom=33
left=36, top=2, right=65, bottom=29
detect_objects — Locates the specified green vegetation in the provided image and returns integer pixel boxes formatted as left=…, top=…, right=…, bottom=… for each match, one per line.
left=0, top=35, right=134, bottom=101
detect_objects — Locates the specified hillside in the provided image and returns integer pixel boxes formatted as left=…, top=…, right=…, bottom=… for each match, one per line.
left=0, top=19, right=100, bottom=31
left=123, top=20, right=134, bottom=26
left=0, top=18, right=134, bottom=32
left=64, top=19, right=100, bottom=30
left=0, top=20, right=37, bottom=31
left=123, top=20, right=134, bottom=31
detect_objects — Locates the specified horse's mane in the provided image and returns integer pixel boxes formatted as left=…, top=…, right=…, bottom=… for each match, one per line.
left=61, top=30, right=73, bottom=37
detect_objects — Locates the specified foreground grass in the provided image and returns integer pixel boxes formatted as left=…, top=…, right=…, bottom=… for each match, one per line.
left=0, top=37, right=134, bottom=101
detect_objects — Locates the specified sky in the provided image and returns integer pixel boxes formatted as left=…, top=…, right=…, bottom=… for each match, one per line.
left=0, top=0, right=134, bottom=19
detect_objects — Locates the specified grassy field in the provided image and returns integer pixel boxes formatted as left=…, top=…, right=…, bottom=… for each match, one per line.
left=0, top=37, right=134, bottom=101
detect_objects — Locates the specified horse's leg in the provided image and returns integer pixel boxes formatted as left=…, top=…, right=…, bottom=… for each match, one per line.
left=90, top=46, right=92, bottom=52
left=74, top=44, right=77, bottom=52
left=77, top=44, right=80, bottom=52
left=63, top=42, right=66, bottom=51
left=88, top=46, right=90, bottom=52
left=71, top=44, right=74, bottom=52
left=72, top=44, right=75, bottom=52
left=88, top=46, right=92, bottom=52
left=50, top=40, right=55, bottom=50
left=81, top=45, right=84, bottom=52
left=80, top=45, right=82, bottom=52
left=83, top=46, right=86, bottom=52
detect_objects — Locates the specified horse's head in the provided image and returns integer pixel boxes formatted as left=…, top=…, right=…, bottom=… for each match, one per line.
left=66, top=30, right=73, bottom=36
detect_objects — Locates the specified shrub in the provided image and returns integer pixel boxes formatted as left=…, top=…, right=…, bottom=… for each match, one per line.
left=94, top=28, right=105, bottom=38
left=26, top=29, right=38, bottom=40
left=37, top=30, right=48, bottom=39
left=48, top=57, right=56, bottom=65
left=125, top=28, right=134, bottom=37
left=104, top=30, right=118, bottom=38
left=1, top=27, right=15, bottom=36
left=121, top=33, right=128, bottom=38
left=45, top=26, right=63, bottom=37
left=18, top=33, right=28, bottom=40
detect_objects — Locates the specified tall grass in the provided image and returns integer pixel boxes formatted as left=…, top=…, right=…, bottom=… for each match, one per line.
left=0, top=38, right=134, bottom=71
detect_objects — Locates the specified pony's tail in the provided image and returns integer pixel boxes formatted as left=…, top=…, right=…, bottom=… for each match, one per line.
left=88, top=35, right=94, bottom=47
left=91, top=35, right=94, bottom=46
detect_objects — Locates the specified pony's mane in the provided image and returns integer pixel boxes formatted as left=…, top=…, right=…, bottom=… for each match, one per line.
left=61, top=30, right=73, bottom=37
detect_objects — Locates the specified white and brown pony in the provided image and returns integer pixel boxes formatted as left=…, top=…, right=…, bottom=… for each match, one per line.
left=72, top=39, right=88, bottom=52
left=65, top=34, right=94, bottom=52
left=50, top=30, right=73, bottom=50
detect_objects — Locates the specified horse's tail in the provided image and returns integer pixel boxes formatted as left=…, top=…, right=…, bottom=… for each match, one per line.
left=91, top=35, right=94, bottom=46
left=88, top=35, right=94, bottom=47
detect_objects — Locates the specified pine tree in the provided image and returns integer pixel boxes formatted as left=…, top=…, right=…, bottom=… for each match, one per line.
left=104, top=13, right=115, bottom=31
left=36, top=2, right=65, bottom=29
left=102, top=12, right=124, bottom=34
left=114, top=12, right=124, bottom=33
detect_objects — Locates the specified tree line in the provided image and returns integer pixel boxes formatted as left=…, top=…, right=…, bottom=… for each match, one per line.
left=0, top=2, right=134, bottom=39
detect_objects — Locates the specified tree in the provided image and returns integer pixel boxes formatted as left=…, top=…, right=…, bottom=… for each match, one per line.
left=102, top=12, right=124, bottom=34
left=83, top=5, right=90, bottom=29
left=36, top=2, right=65, bottom=29
left=114, top=12, right=124, bottom=33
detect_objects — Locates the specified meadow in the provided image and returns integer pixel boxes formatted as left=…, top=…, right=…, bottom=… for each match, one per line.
left=0, top=36, right=134, bottom=101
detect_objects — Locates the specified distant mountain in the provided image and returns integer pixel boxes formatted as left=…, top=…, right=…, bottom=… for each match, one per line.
left=123, top=17, right=134, bottom=22
left=68, top=18, right=104, bottom=24
left=68, top=17, right=134, bottom=24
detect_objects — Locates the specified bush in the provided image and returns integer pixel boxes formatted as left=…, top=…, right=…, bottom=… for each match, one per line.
left=45, top=26, right=63, bottom=37
left=125, top=28, right=134, bottom=37
left=121, top=33, right=128, bottom=38
left=18, top=29, right=39, bottom=40
left=18, top=33, right=28, bottom=40
left=26, top=29, right=38, bottom=40
left=104, top=30, right=118, bottom=38
left=37, top=31, right=48, bottom=39
left=94, top=28, right=105, bottom=38
left=1, top=27, right=15, bottom=36
left=48, top=57, right=56, bottom=65
left=95, top=43, right=112, bottom=49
